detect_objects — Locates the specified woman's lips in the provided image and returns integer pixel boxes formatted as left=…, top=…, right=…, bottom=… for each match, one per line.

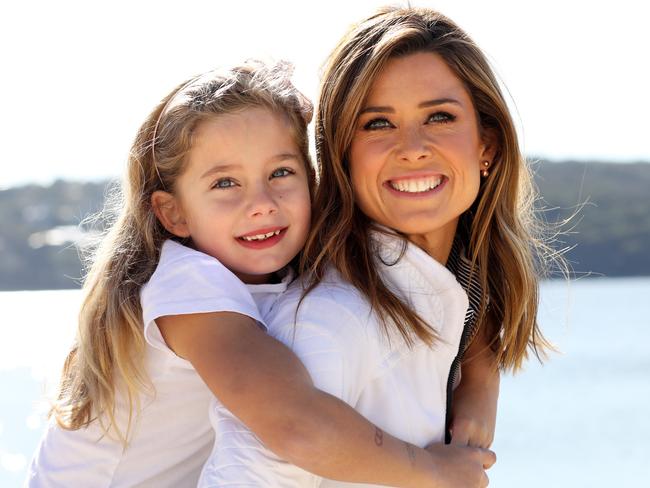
left=384, top=174, right=447, bottom=197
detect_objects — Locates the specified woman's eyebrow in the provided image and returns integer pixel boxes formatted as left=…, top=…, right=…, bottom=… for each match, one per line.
left=359, top=98, right=463, bottom=115
left=418, top=97, right=462, bottom=108
left=359, top=105, right=395, bottom=115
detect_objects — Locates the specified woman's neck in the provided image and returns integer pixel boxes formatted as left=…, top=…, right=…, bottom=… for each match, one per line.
left=406, top=222, right=457, bottom=264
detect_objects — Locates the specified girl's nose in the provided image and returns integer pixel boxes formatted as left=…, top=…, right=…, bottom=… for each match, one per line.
left=247, top=186, right=279, bottom=218
left=397, top=127, right=432, bottom=163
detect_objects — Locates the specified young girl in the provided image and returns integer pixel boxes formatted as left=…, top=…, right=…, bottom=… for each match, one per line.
left=27, top=61, right=495, bottom=487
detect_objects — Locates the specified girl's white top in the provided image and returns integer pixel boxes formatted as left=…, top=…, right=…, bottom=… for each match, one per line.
left=198, top=230, right=469, bottom=487
left=26, top=240, right=291, bottom=488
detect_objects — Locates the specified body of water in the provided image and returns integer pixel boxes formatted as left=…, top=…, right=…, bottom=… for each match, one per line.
left=1, top=278, right=649, bottom=487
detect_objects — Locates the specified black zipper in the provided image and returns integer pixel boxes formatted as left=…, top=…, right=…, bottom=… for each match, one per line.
left=443, top=232, right=481, bottom=444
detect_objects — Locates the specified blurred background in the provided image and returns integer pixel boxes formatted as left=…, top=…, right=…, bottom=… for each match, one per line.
left=1, top=0, right=649, bottom=486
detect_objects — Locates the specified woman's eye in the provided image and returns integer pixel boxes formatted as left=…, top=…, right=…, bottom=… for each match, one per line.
left=363, top=118, right=394, bottom=130
left=427, top=112, right=455, bottom=124
left=271, top=167, right=295, bottom=178
left=212, top=178, right=236, bottom=189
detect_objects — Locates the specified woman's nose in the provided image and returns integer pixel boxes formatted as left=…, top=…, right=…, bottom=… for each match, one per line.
left=397, top=127, right=432, bottom=163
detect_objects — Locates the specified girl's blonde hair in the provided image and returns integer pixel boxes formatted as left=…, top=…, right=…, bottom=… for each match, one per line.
left=52, top=61, right=314, bottom=444
left=302, top=6, right=555, bottom=372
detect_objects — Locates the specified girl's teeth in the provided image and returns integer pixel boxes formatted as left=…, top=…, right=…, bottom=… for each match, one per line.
left=241, top=230, right=282, bottom=241
left=390, top=177, right=442, bottom=193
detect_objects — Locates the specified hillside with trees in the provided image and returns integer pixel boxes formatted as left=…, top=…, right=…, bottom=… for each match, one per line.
left=534, top=161, right=650, bottom=278
left=1, top=161, right=649, bottom=290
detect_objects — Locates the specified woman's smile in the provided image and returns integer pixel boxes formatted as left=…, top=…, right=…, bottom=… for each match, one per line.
left=350, top=51, right=494, bottom=257
left=385, top=173, right=447, bottom=196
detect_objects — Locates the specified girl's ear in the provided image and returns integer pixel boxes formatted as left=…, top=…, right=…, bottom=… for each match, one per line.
left=151, top=191, right=191, bottom=238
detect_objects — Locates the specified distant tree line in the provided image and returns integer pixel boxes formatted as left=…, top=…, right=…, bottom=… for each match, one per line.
left=1, top=160, right=649, bottom=290
left=0, top=180, right=109, bottom=290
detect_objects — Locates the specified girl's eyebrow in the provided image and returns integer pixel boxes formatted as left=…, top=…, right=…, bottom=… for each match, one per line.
left=201, top=163, right=239, bottom=179
left=270, top=152, right=301, bottom=163
left=200, top=153, right=300, bottom=179
left=359, top=97, right=462, bottom=115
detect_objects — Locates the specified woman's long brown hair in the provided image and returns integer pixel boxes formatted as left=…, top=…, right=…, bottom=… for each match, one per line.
left=301, top=7, right=557, bottom=372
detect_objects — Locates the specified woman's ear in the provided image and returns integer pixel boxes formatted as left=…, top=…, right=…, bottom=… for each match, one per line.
left=479, top=128, right=499, bottom=167
left=151, top=190, right=191, bottom=238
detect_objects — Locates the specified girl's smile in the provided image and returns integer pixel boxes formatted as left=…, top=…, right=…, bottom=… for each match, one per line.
left=154, top=107, right=311, bottom=284
left=236, top=226, right=287, bottom=249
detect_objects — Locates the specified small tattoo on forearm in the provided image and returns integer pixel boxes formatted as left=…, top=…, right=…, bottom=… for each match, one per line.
left=404, top=442, right=416, bottom=466
left=374, top=427, right=384, bottom=446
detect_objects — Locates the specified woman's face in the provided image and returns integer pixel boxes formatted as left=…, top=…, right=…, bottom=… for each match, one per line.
left=349, top=51, right=494, bottom=260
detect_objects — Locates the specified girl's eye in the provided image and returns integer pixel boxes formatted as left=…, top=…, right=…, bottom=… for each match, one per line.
left=427, top=112, right=456, bottom=124
left=363, top=117, right=394, bottom=130
left=271, top=167, right=295, bottom=178
left=212, top=178, right=237, bottom=189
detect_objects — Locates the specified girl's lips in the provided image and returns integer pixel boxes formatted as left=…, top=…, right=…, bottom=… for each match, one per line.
left=236, top=227, right=287, bottom=249
left=238, top=226, right=286, bottom=238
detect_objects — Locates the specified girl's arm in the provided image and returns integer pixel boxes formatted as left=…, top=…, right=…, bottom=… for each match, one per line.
left=448, top=320, right=500, bottom=448
left=157, top=312, right=493, bottom=487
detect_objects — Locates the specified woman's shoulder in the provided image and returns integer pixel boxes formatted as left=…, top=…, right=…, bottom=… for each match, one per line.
left=282, top=268, right=372, bottom=316
left=267, top=268, right=375, bottom=340
left=266, top=270, right=385, bottom=401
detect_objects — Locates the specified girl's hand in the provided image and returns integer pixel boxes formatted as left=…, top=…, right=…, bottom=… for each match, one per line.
left=424, top=442, right=496, bottom=488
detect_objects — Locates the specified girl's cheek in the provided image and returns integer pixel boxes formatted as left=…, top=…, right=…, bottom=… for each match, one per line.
left=210, top=197, right=242, bottom=212
left=281, top=180, right=310, bottom=199
left=290, top=193, right=311, bottom=212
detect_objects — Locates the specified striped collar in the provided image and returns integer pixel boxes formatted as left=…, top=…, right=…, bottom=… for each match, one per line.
left=445, top=238, right=483, bottom=349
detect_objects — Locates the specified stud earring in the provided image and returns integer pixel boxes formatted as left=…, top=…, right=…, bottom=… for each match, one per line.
left=481, top=160, right=490, bottom=177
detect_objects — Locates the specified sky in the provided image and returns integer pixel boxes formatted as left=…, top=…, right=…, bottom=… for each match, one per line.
left=1, top=0, right=648, bottom=188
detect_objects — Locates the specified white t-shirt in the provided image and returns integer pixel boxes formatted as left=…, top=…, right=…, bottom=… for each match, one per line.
left=26, top=240, right=291, bottom=488
left=198, top=231, right=469, bottom=487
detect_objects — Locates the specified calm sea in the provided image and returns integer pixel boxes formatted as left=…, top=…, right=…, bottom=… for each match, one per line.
left=1, top=278, right=649, bottom=487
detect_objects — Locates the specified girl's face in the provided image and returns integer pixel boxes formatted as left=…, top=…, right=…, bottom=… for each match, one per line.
left=165, top=107, right=311, bottom=284
left=349, top=51, right=494, bottom=260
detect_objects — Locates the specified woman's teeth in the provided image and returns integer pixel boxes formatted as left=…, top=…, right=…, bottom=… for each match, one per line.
left=389, top=176, right=443, bottom=193
left=240, top=230, right=282, bottom=241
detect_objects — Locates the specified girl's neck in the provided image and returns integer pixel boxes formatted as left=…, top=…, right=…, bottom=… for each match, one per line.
left=236, top=271, right=279, bottom=285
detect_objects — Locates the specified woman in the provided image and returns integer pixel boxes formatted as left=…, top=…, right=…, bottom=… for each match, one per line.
left=198, top=6, right=553, bottom=487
